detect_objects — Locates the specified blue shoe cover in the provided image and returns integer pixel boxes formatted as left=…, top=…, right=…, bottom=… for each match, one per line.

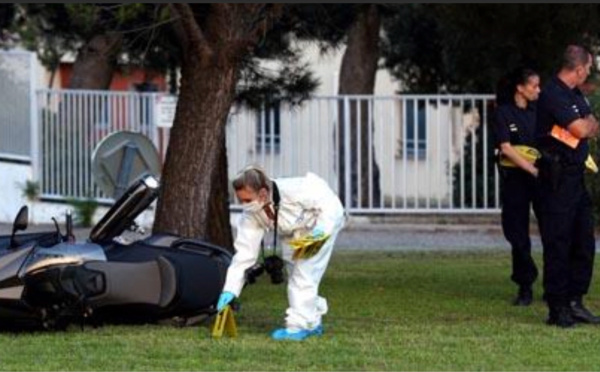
left=311, top=324, right=324, bottom=336
left=271, top=325, right=323, bottom=341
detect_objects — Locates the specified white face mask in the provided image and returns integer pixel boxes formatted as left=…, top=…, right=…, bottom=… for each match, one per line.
left=242, top=199, right=264, bottom=214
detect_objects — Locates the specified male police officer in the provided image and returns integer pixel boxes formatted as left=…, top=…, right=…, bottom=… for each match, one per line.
left=536, top=45, right=600, bottom=328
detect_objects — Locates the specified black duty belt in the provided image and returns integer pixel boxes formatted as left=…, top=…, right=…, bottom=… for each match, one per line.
left=561, top=163, right=585, bottom=174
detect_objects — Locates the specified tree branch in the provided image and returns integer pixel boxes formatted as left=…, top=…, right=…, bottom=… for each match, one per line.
left=207, top=4, right=283, bottom=61
left=169, top=3, right=212, bottom=60
left=245, top=4, right=283, bottom=41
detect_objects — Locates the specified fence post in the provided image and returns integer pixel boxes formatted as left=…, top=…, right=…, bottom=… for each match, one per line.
left=151, top=92, right=159, bottom=145
left=29, top=53, right=39, bottom=182
left=343, top=96, right=351, bottom=210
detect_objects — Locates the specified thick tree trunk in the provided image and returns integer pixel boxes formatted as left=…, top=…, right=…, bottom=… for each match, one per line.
left=153, top=55, right=237, bottom=242
left=69, top=33, right=123, bottom=89
left=337, top=5, right=382, bottom=208
left=153, top=4, right=280, bottom=248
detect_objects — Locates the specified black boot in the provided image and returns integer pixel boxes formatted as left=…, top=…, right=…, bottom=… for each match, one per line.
left=546, top=306, right=576, bottom=328
left=570, top=299, right=600, bottom=324
left=513, top=286, right=533, bottom=306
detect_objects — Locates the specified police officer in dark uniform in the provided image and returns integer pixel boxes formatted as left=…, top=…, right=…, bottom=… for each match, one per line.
left=536, top=45, right=600, bottom=328
left=494, top=68, right=541, bottom=306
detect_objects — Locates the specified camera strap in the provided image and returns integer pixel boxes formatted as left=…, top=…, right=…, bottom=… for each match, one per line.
left=271, top=181, right=281, bottom=256
left=259, top=180, right=281, bottom=259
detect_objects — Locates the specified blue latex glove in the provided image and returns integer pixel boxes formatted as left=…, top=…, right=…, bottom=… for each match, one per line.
left=217, top=291, right=235, bottom=312
left=311, top=226, right=326, bottom=239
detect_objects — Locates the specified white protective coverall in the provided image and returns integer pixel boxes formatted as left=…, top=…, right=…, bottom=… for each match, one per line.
left=222, top=172, right=346, bottom=330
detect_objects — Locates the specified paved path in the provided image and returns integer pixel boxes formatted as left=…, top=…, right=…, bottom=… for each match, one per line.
left=335, top=223, right=534, bottom=252
left=0, top=221, right=534, bottom=252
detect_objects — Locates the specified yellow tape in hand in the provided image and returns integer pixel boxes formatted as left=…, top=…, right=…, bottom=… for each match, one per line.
left=498, top=145, right=541, bottom=167
left=289, top=234, right=330, bottom=260
left=586, top=154, right=598, bottom=174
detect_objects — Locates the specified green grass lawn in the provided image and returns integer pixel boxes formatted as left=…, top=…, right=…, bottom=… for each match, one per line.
left=2, top=250, right=600, bottom=371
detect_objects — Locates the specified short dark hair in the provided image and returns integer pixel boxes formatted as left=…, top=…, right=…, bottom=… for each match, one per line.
left=562, top=44, right=592, bottom=70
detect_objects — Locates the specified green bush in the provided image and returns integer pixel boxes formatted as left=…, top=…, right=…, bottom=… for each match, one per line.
left=19, top=180, right=40, bottom=202
left=67, top=197, right=99, bottom=227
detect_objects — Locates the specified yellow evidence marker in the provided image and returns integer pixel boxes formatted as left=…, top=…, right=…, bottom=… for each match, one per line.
left=211, top=305, right=238, bottom=338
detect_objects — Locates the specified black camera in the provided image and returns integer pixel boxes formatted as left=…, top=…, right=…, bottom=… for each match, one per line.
left=244, top=255, right=284, bottom=285
left=264, top=255, right=284, bottom=284
left=245, top=262, right=265, bottom=284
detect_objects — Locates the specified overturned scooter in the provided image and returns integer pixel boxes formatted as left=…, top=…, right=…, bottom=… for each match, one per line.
left=0, top=175, right=231, bottom=330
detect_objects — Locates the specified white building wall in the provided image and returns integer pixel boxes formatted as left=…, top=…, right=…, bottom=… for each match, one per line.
left=0, top=161, right=157, bottom=227
left=296, top=41, right=399, bottom=96
left=0, top=162, right=32, bottom=223
left=230, top=41, right=486, bottom=206
left=375, top=102, right=482, bottom=207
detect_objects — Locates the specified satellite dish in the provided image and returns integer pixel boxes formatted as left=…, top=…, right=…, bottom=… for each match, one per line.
left=91, top=131, right=161, bottom=199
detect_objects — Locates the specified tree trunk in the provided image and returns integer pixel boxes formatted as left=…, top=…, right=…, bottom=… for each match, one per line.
left=69, top=33, right=123, bottom=89
left=60, top=33, right=122, bottom=200
left=337, top=4, right=382, bottom=208
left=153, top=4, right=280, bottom=248
left=48, top=65, right=57, bottom=89
left=206, top=131, right=234, bottom=248
left=153, top=55, right=237, bottom=242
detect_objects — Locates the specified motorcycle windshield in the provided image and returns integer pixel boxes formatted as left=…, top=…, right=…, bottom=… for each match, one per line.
left=18, top=242, right=107, bottom=278
left=89, top=175, right=159, bottom=244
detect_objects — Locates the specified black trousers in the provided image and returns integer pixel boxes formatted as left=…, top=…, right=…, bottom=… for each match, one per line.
left=500, top=169, right=539, bottom=288
left=537, top=169, right=596, bottom=307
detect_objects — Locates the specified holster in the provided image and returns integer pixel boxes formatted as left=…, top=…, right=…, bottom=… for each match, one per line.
left=536, top=150, right=563, bottom=192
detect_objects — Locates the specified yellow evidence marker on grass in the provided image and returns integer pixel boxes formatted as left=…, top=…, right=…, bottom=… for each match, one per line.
left=211, top=305, right=238, bottom=338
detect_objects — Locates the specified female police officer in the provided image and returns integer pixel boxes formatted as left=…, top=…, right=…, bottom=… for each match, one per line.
left=494, top=67, right=541, bottom=306
left=216, top=165, right=346, bottom=340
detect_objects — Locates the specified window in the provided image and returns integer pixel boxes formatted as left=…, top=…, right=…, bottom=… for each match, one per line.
left=401, top=99, right=427, bottom=159
left=255, top=100, right=281, bottom=152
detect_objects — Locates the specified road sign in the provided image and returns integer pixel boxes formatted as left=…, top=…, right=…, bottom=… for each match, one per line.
left=155, top=94, right=178, bottom=128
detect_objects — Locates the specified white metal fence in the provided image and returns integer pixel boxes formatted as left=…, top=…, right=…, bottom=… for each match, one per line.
left=226, top=95, right=499, bottom=213
left=35, top=90, right=166, bottom=202
left=33, top=90, right=500, bottom=213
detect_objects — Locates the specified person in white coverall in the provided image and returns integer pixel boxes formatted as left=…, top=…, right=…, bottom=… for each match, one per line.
left=216, top=166, right=346, bottom=341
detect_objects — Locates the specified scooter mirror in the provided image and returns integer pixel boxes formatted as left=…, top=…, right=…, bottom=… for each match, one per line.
left=10, top=206, right=28, bottom=248
left=13, top=206, right=28, bottom=233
